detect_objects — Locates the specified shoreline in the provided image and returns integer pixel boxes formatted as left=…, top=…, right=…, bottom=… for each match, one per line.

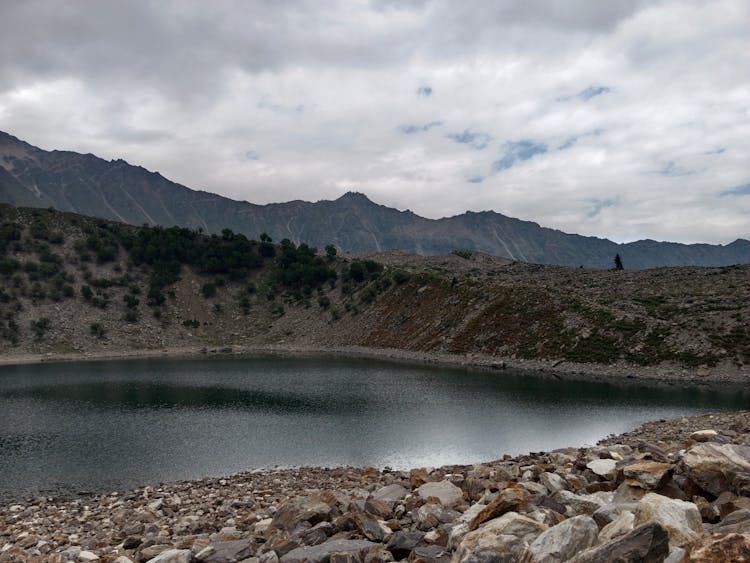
left=0, top=342, right=747, bottom=385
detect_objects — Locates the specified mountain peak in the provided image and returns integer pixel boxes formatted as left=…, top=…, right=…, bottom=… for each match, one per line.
left=337, top=191, right=374, bottom=204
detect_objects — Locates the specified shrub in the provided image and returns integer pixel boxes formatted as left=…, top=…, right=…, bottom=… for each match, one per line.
left=201, top=282, right=217, bottom=298
left=90, top=323, right=106, bottom=339
left=31, top=317, right=51, bottom=340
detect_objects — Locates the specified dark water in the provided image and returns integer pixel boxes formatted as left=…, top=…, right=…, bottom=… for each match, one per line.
left=0, top=356, right=748, bottom=500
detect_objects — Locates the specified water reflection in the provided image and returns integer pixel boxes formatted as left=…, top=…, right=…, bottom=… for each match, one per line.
left=0, top=356, right=747, bottom=501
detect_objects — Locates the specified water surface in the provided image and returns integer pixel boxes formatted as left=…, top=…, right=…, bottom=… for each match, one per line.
left=0, top=356, right=747, bottom=500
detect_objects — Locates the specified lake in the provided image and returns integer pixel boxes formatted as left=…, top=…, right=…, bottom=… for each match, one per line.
left=0, top=356, right=747, bottom=501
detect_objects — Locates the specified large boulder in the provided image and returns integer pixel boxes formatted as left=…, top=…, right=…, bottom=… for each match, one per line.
left=622, top=461, right=672, bottom=490
left=570, top=522, right=669, bottom=563
left=271, top=495, right=333, bottom=532
left=686, top=533, right=750, bottom=561
left=682, top=443, right=750, bottom=496
left=634, top=493, right=703, bottom=547
left=469, top=487, right=531, bottom=530
left=451, top=512, right=546, bottom=563
left=528, top=515, right=598, bottom=563
left=417, top=481, right=464, bottom=508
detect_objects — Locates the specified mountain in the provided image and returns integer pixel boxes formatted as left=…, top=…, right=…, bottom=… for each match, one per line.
left=1, top=130, right=747, bottom=268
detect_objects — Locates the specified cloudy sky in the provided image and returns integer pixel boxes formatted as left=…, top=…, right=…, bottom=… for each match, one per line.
left=0, top=0, right=748, bottom=244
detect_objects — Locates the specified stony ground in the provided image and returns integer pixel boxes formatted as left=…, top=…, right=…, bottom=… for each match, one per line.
left=3, top=410, right=750, bottom=562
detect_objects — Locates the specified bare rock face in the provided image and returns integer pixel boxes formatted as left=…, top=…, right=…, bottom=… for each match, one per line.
left=634, top=493, right=703, bottom=547
left=682, top=443, right=750, bottom=497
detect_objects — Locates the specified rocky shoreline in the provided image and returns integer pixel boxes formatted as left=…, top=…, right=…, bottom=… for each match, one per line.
left=3, top=411, right=750, bottom=562
left=0, top=343, right=747, bottom=385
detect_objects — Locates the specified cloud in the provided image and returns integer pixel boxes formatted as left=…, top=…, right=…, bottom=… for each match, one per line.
left=586, top=198, right=618, bottom=217
left=447, top=129, right=492, bottom=150
left=493, top=140, right=548, bottom=171
left=0, top=0, right=748, bottom=245
left=398, top=121, right=443, bottom=135
left=720, top=183, right=750, bottom=197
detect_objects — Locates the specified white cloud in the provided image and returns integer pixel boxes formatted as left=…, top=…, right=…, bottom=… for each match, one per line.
left=0, top=0, right=748, bottom=244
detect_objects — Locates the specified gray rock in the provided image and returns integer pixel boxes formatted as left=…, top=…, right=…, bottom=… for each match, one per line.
left=198, top=539, right=254, bottom=562
left=539, top=472, right=568, bottom=494
left=452, top=512, right=546, bottom=563
left=709, top=508, right=750, bottom=534
left=682, top=443, right=750, bottom=496
left=690, top=429, right=718, bottom=442
left=598, top=510, right=635, bottom=543
left=371, top=484, right=409, bottom=503
left=592, top=502, right=638, bottom=527
left=551, top=490, right=606, bottom=516
left=570, top=522, right=669, bottom=563
left=586, top=459, right=617, bottom=480
left=416, top=481, right=464, bottom=508
left=634, top=493, right=702, bottom=547
left=528, top=515, right=598, bottom=563
left=622, top=461, right=672, bottom=490
left=145, top=550, right=193, bottom=563
left=408, top=545, right=450, bottom=562
left=280, top=539, right=377, bottom=563
left=386, top=531, right=425, bottom=559
left=271, top=496, right=332, bottom=532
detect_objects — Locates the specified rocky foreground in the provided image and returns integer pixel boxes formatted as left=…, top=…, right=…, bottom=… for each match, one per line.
left=3, top=412, right=750, bottom=563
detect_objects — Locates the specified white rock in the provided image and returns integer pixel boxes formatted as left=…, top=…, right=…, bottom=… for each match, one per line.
left=634, top=493, right=702, bottom=547
left=78, top=552, right=100, bottom=562
left=539, top=472, right=568, bottom=493
left=690, top=429, right=717, bottom=442
left=145, top=549, right=193, bottom=563
left=529, top=515, right=598, bottom=563
left=416, top=480, right=464, bottom=508
left=452, top=512, right=547, bottom=562
left=586, top=459, right=617, bottom=479
left=598, top=510, right=635, bottom=543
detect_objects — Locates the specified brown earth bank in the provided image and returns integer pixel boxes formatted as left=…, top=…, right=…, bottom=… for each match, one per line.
left=3, top=411, right=750, bottom=562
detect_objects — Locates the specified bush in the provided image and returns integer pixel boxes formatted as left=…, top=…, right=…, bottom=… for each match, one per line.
left=90, top=323, right=106, bottom=339
left=31, top=317, right=51, bottom=340
left=201, top=282, right=217, bottom=298
left=318, top=295, right=331, bottom=309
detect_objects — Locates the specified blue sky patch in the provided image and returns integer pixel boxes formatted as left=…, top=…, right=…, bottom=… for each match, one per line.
left=398, top=121, right=443, bottom=134
left=417, top=86, right=433, bottom=97
left=493, top=140, right=548, bottom=171
left=447, top=129, right=492, bottom=150
left=720, top=182, right=750, bottom=197
left=558, top=136, right=578, bottom=150
left=587, top=198, right=618, bottom=217
left=467, top=176, right=484, bottom=183
left=577, top=86, right=610, bottom=101
left=660, top=161, right=696, bottom=177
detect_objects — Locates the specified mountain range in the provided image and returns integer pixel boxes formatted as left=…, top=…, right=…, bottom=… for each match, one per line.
left=0, top=130, right=747, bottom=268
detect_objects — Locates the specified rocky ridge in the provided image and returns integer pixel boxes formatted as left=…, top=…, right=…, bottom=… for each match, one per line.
left=3, top=411, right=750, bottom=562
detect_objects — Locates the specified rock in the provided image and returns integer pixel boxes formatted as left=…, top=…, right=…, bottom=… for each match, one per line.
left=690, top=430, right=718, bottom=443
left=364, top=498, right=393, bottom=519
left=416, top=481, right=463, bottom=508
left=386, top=531, right=425, bottom=559
left=122, top=535, right=142, bottom=549
left=415, top=503, right=460, bottom=530
left=693, top=496, right=720, bottom=524
left=570, top=522, right=670, bottom=563
left=354, top=512, right=389, bottom=542
left=271, top=496, right=333, bottom=532
left=78, top=552, right=100, bottom=562
left=592, top=502, right=638, bottom=527
left=145, top=550, right=194, bottom=563
left=709, top=508, right=750, bottom=534
left=528, top=515, right=598, bottom=563
left=687, top=532, right=750, bottom=561
left=586, top=459, right=617, bottom=480
left=623, top=461, right=672, bottom=490
left=682, top=443, right=750, bottom=496
left=598, top=510, right=635, bottom=543
left=371, top=484, right=409, bottom=503
left=198, top=539, right=254, bottom=562
left=539, top=472, right=568, bottom=494
left=280, top=539, right=377, bottom=563
left=408, top=545, right=450, bottom=562
left=114, top=557, right=135, bottom=563
left=551, top=490, right=606, bottom=516
left=452, top=512, right=546, bottom=563
left=469, top=487, right=531, bottom=530
left=634, top=493, right=703, bottom=547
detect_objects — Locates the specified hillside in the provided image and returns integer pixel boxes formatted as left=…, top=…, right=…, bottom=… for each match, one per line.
left=1, top=204, right=748, bottom=380
left=1, top=130, right=748, bottom=269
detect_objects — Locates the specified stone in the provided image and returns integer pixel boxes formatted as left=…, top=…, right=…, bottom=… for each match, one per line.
left=113, top=557, right=135, bottom=563
left=570, top=522, right=670, bottom=563
left=364, top=498, right=392, bottom=519
left=145, top=550, right=194, bottom=563
left=78, top=552, right=100, bottom=562
left=198, top=539, right=254, bottom=562
left=408, top=545, right=450, bottom=562
left=539, top=472, right=568, bottom=494
left=623, top=461, right=672, bottom=490
left=709, top=508, right=750, bottom=534
left=122, top=535, right=142, bottom=549
left=371, top=484, right=409, bottom=503
left=271, top=496, right=333, bottom=532
left=598, top=510, right=635, bottom=543
left=416, top=481, right=463, bottom=508
left=452, top=512, right=546, bottom=563
left=586, top=459, right=617, bottom=480
left=528, top=515, right=598, bottom=563
left=280, top=539, right=377, bottom=563
left=691, top=430, right=718, bottom=443
left=592, top=502, right=638, bottom=527
left=634, top=493, right=703, bottom=547
left=386, top=531, right=425, bottom=559
left=469, top=487, right=531, bottom=530
left=683, top=443, right=750, bottom=496
left=687, top=532, right=750, bottom=561
left=551, top=490, right=606, bottom=516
